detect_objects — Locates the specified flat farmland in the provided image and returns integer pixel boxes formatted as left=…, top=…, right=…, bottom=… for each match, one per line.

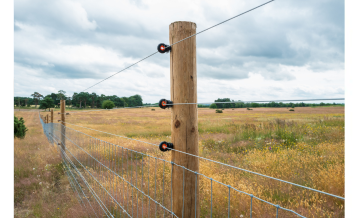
left=15, top=106, right=344, bottom=217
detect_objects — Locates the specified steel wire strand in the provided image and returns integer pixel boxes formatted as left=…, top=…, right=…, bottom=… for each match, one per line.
left=61, top=122, right=345, bottom=200
left=49, top=133, right=114, bottom=218
left=59, top=105, right=159, bottom=114
left=81, top=0, right=274, bottom=92
left=168, top=98, right=345, bottom=106
left=63, top=163, right=89, bottom=215
left=63, top=155, right=99, bottom=218
left=55, top=141, right=130, bottom=218
left=59, top=129, right=178, bottom=218
left=50, top=133, right=116, bottom=218
left=61, top=150, right=115, bottom=218
left=57, top=124, right=306, bottom=218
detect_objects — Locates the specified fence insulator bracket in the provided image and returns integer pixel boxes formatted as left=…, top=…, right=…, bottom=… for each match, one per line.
left=159, top=99, right=173, bottom=109
left=157, top=43, right=171, bottom=53
left=159, top=141, right=173, bottom=152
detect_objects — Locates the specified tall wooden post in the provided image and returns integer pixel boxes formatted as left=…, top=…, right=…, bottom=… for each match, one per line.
left=169, top=21, right=199, bottom=218
left=46, top=114, right=49, bottom=124
left=60, top=100, right=66, bottom=152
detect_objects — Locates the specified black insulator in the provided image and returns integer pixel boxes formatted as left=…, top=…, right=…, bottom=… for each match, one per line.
left=159, top=141, right=174, bottom=152
left=157, top=43, right=171, bottom=53
left=159, top=99, right=173, bottom=109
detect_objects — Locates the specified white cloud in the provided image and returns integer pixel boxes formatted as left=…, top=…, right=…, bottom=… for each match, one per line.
left=14, top=0, right=344, bottom=103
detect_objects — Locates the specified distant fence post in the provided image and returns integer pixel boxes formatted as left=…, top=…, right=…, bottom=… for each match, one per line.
left=50, top=109, right=54, bottom=143
left=60, top=100, right=66, bottom=153
left=169, top=21, right=199, bottom=218
left=51, top=109, right=53, bottom=123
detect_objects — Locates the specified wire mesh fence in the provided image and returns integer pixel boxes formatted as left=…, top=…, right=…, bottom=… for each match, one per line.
left=39, top=112, right=345, bottom=218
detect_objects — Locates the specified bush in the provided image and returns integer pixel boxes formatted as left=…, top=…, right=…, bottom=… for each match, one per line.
left=151, top=109, right=155, bottom=111
left=102, top=100, right=115, bottom=109
left=14, top=116, right=28, bottom=139
left=247, top=108, right=253, bottom=110
left=289, top=109, right=295, bottom=111
left=209, top=103, right=217, bottom=109
left=215, top=109, right=223, bottom=113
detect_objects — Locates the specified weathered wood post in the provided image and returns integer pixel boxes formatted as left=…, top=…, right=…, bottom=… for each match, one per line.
left=60, top=100, right=66, bottom=152
left=46, top=114, right=49, bottom=124
left=169, top=21, right=199, bottom=218
left=51, top=109, right=54, bottom=123
left=50, top=109, right=54, bottom=143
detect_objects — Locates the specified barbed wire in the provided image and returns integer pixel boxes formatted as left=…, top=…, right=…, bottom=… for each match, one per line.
left=61, top=121, right=344, bottom=200
left=81, top=0, right=275, bottom=92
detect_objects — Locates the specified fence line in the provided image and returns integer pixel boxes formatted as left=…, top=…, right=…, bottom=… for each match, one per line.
left=168, top=98, right=345, bottom=106
left=39, top=114, right=345, bottom=217
left=62, top=121, right=345, bottom=200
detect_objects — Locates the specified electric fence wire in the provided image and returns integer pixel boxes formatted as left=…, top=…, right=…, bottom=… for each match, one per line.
left=81, top=0, right=275, bottom=92
left=58, top=105, right=158, bottom=114
left=40, top=119, right=309, bottom=218
left=168, top=98, right=345, bottom=106
left=61, top=120, right=345, bottom=201
left=59, top=98, right=344, bottom=114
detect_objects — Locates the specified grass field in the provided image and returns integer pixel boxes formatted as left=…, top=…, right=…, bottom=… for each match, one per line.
left=14, top=106, right=344, bottom=217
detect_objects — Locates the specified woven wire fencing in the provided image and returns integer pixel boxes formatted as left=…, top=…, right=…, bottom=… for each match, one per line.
left=39, top=113, right=344, bottom=218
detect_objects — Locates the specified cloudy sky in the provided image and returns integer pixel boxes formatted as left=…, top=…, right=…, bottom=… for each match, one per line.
left=13, top=0, right=344, bottom=104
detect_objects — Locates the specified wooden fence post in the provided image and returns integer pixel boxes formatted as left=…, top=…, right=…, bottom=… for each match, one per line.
left=50, top=109, right=54, bottom=141
left=51, top=109, right=53, bottom=123
left=169, top=21, right=199, bottom=218
left=60, top=100, right=66, bottom=152
left=46, top=114, right=49, bottom=124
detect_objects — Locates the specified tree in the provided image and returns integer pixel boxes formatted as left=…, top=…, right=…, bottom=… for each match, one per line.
left=82, top=92, right=90, bottom=108
left=215, top=98, right=232, bottom=108
left=102, top=100, right=115, bottom=109
left=39, top=96, right=55, bottom=111
left=90, top=92, right=97, bottom=108
left=24, top=98, right=29, bottom=107
left=209, top=103, right=217, bottom=109
left=31, top=92, right=43, bottom=108
left=14, top=116, right=28, bottom=138
left=57, top=90, right=66, bottom=100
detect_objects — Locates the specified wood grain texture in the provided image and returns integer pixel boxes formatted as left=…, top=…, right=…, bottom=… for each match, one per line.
left=169, top=21, right=199, bottom=218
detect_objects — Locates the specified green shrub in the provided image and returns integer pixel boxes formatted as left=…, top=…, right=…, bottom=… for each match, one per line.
left=14, top=116, right=28, bottom=139
left=247, top=108, right=253, bottom=110
left=209, top=103, right=217, bottom=109
left=102, top=100, right=115, bottom=109
left=151, top=109, right=155, bottom=111
left=289, top=109, right=295, bottom=111
left=215, top=109, right=223, bottom=113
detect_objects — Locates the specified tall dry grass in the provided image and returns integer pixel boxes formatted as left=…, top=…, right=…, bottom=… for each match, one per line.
left=16, top=106, right=344, bottom=217
left=14, top=111, right=88, bottom=218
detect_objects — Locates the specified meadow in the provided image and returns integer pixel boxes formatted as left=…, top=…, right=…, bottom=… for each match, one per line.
left=14, top=106, right=344, bottom=217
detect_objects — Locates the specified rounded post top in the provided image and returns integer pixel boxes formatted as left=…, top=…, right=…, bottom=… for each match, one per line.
left=169, top=21, right=197, bottom=28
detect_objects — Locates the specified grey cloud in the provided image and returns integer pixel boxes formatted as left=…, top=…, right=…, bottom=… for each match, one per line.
left=14, top=0, right=344, bottom=101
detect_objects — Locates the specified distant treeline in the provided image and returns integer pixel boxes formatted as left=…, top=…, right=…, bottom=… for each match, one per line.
left=14, top=90, right=144, bottom=108
left=201, top=98, right=344, bottom=109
